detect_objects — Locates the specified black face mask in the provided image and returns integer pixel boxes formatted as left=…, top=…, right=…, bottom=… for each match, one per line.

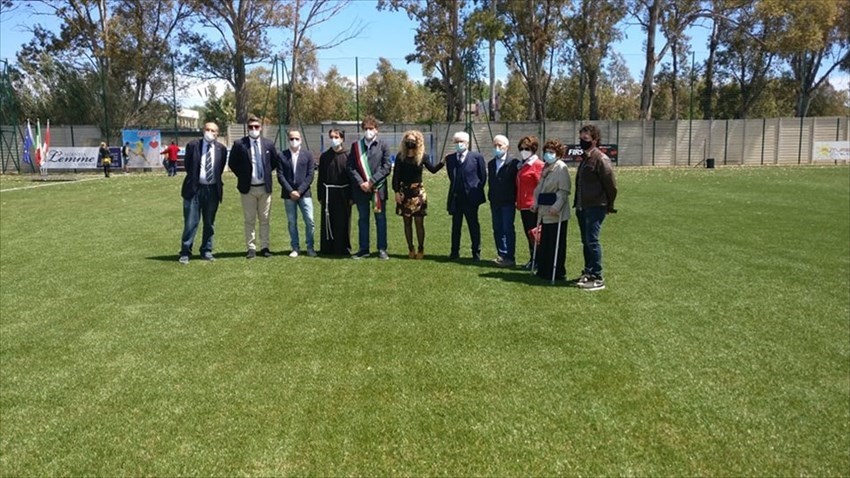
left=580, top=139, right=593, bottom=151
left=405, top=141, right=417, bottom=149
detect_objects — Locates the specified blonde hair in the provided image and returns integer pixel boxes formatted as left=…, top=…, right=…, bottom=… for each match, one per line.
left=399, top=130, right=425, bottom=165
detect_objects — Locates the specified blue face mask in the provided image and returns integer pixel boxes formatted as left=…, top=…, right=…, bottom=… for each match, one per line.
left=543, top=152, right=557, bottom=163
left=493, top=148, right=505, bottom=158
left=455, top=143, right=467, bottom=153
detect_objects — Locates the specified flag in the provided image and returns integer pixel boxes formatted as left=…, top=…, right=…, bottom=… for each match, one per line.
left=22, top=121, right=33, bottom=165
left=34, top=119, right=42, bottom=167
left=43, top=119, right=50, bottom=161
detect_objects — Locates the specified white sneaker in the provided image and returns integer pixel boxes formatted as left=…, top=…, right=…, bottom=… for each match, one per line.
left=289, top=250, right=299, bottom=258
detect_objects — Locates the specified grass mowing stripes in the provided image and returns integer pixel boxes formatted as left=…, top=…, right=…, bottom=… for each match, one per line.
left=1, top=166, right=848, bottom=475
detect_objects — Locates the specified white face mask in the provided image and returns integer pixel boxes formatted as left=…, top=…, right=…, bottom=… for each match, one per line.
left=204, top=132, right=216, bottom=143
left=331, top=138, right=342, bottom=147
left=364, top=129, right=376, bottom=140
left=290, top=139, right=301, bottom=149
left=248, top=128, right=261, bottom=139
left=520, top=150, right=532, bottom=160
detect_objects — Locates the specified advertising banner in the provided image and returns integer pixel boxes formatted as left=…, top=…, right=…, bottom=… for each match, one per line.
left=564, top=144, right=619, bottom=164
left=42, top=147, right=100, bottom=169
left=813, top=141, right=850, bottom=162
left=122, top=130, right=163, bottom=168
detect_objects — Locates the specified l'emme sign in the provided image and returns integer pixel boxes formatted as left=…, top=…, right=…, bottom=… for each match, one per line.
left=43, top=147, right=100, bottom=169
left=813, top=141, right=850, bottom=162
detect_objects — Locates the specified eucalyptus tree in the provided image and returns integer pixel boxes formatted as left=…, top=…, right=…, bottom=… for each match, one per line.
left=378, top=0, right=477, bottom=122
left=180, top=0, right=291, bottom=123
left=562, top=0, right=627, bottom=120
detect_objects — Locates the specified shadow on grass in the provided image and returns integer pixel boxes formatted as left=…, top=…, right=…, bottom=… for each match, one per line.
left=478, top=270, right=574, bottom=287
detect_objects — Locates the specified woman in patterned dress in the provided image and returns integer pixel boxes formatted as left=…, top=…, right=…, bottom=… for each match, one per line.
left=391, top=130, right=443, bottom=259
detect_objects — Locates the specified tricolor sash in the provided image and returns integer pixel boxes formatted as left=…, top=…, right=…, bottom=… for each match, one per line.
left=353, top=138, right=385, bottom=212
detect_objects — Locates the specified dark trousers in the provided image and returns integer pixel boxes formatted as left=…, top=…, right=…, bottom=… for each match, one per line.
left=180, top=185, right=220, bottom=256
left=103, top=164, right=111, bottom=177
left=355, top=199, right=387, bottom=253
left=536, top=220, right=568, bottom=281
left=576, top=206, right=606, bottom=278
left=450, top=196, right=481, bottom=257
left=520, top=209, right=537, bottom=261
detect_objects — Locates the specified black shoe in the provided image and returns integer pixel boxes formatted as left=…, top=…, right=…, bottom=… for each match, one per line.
left=246, top=249, right=256, bottom=259
left=472, top=253, right=481, bottom=262
left=449, top=252, right=460, bottom=260
left=260, top=248, right=272, bottom=258
left=352, top=250, right=370, bottom=259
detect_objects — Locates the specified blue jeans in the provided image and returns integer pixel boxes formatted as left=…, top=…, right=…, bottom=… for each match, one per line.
left=181, top=185, right=219, bottom=256
left=576, top=206, right=607, bottom=277
left=355, top=199, right=387, bottom=253
left=167, top=162, right=177, bottom=176
left=490, top=205, right=516, bottom=261
left=284, top=197, right=315, bottom=251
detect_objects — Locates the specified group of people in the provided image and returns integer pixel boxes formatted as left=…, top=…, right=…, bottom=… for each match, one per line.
left=177, top=115, right=618, bottom=290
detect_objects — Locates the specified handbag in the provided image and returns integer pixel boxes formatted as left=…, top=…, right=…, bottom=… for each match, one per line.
left=537, top=192, right=556, bottom=206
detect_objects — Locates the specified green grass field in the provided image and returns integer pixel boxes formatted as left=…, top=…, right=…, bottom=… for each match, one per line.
left=1, top=166, right=848, bottom=476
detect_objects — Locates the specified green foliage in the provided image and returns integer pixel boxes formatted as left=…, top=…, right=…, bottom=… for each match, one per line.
left=497, top=71, right=530, bottom=121
left=360, top=58, right=441, bottom=123
left=1, top=167, right=848, bottom=475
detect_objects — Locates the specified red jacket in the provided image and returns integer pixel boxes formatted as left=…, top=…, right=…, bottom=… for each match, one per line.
left=515, top=156, right=543, bottom=210
left=162, top=144, right=179, bottom=162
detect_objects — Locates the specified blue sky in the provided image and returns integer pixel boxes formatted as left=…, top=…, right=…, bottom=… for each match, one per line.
left=1, top=0, right=845, bottom=108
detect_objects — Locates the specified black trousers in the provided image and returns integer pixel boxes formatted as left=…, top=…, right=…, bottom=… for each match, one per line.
left=450, top=195, right=481, bottom=256
left=520, top=209, right=538, bottom=261
left=536, top=220, right=568, bottom=281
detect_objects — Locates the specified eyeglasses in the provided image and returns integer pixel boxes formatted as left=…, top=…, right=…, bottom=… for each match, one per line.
left=248, top=125, right=261, bottom=130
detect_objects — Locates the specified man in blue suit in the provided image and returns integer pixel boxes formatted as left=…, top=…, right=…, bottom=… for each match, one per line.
left=228, top=115, right=278, bottom=259
left=445, top=131, right=487, bottom=261
left=179, top=122, right=228, bottom=264
left=277, top=129, right=316, bottom=257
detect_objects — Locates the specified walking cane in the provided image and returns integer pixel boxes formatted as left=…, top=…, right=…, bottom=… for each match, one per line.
left=551, top=217, right=562, bottom=285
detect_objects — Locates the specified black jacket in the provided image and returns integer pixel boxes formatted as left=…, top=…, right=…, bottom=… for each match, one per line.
left=228, top=137, right=277, bottom=194
left=181, top=138, right=227, bottom=202
left=487, top=156, right=520, bottom=207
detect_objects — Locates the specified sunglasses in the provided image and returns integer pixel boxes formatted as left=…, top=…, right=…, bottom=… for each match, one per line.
left=248, top=125, right=262, bottom=130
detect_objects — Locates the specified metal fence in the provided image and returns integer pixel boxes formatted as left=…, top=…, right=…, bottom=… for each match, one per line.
left=2, top=117, right=848, bottom=173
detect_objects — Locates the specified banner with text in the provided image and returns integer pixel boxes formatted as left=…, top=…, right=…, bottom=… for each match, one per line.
left=813, top=141, right=850, bottom=162
left=42, top=147, right=100, bottom=169
left=122, top=130, right=163, bottom=168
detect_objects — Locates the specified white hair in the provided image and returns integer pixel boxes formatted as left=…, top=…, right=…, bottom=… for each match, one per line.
left=453, top=131, right=470, bottom=143
left=493, top=134, right=509, bottom=147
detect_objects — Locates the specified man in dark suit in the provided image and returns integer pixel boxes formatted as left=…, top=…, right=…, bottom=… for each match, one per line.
left=179, top=122, right=227, bottom=264
left=487, top=134, right=520, bottom=267
left=277, top=129, right=316, bottom=257
left=445, top=131, right=487, bottom=261
left=347, top=115, right=392, bottom=260
left=228, top=115, right=278, bottom=259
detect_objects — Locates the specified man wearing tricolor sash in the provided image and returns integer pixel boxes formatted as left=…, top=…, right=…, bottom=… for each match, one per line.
left=347, top=115, right=392, bottom=259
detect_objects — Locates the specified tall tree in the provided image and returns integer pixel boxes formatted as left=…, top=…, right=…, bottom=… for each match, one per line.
left=180, top=0, right=290, bottom=123
left=499, top=0, right=566, bottom=121
left=378, top=0, right=476, bottom=122
left=562, top=0, right=627, bottom=120
left=714, top=1, right=777, bottom=118
left=630, top=0, right=710, bottom=119
left=284, top=0, right=363, bottom=125
left=759, top=0, right=849, bottom=117
left=16, top=0, right=188, bottom=129
left=468, top=0, right=505, bottom=121
left=497, top=70, right=530, bottom=121
left=659, top=0, right=701, bottom=119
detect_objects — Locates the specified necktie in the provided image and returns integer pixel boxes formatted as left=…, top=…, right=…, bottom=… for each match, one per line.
left=204, top=144, right=213, bottom=183
left=253, top=140, right=263, bottom=180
